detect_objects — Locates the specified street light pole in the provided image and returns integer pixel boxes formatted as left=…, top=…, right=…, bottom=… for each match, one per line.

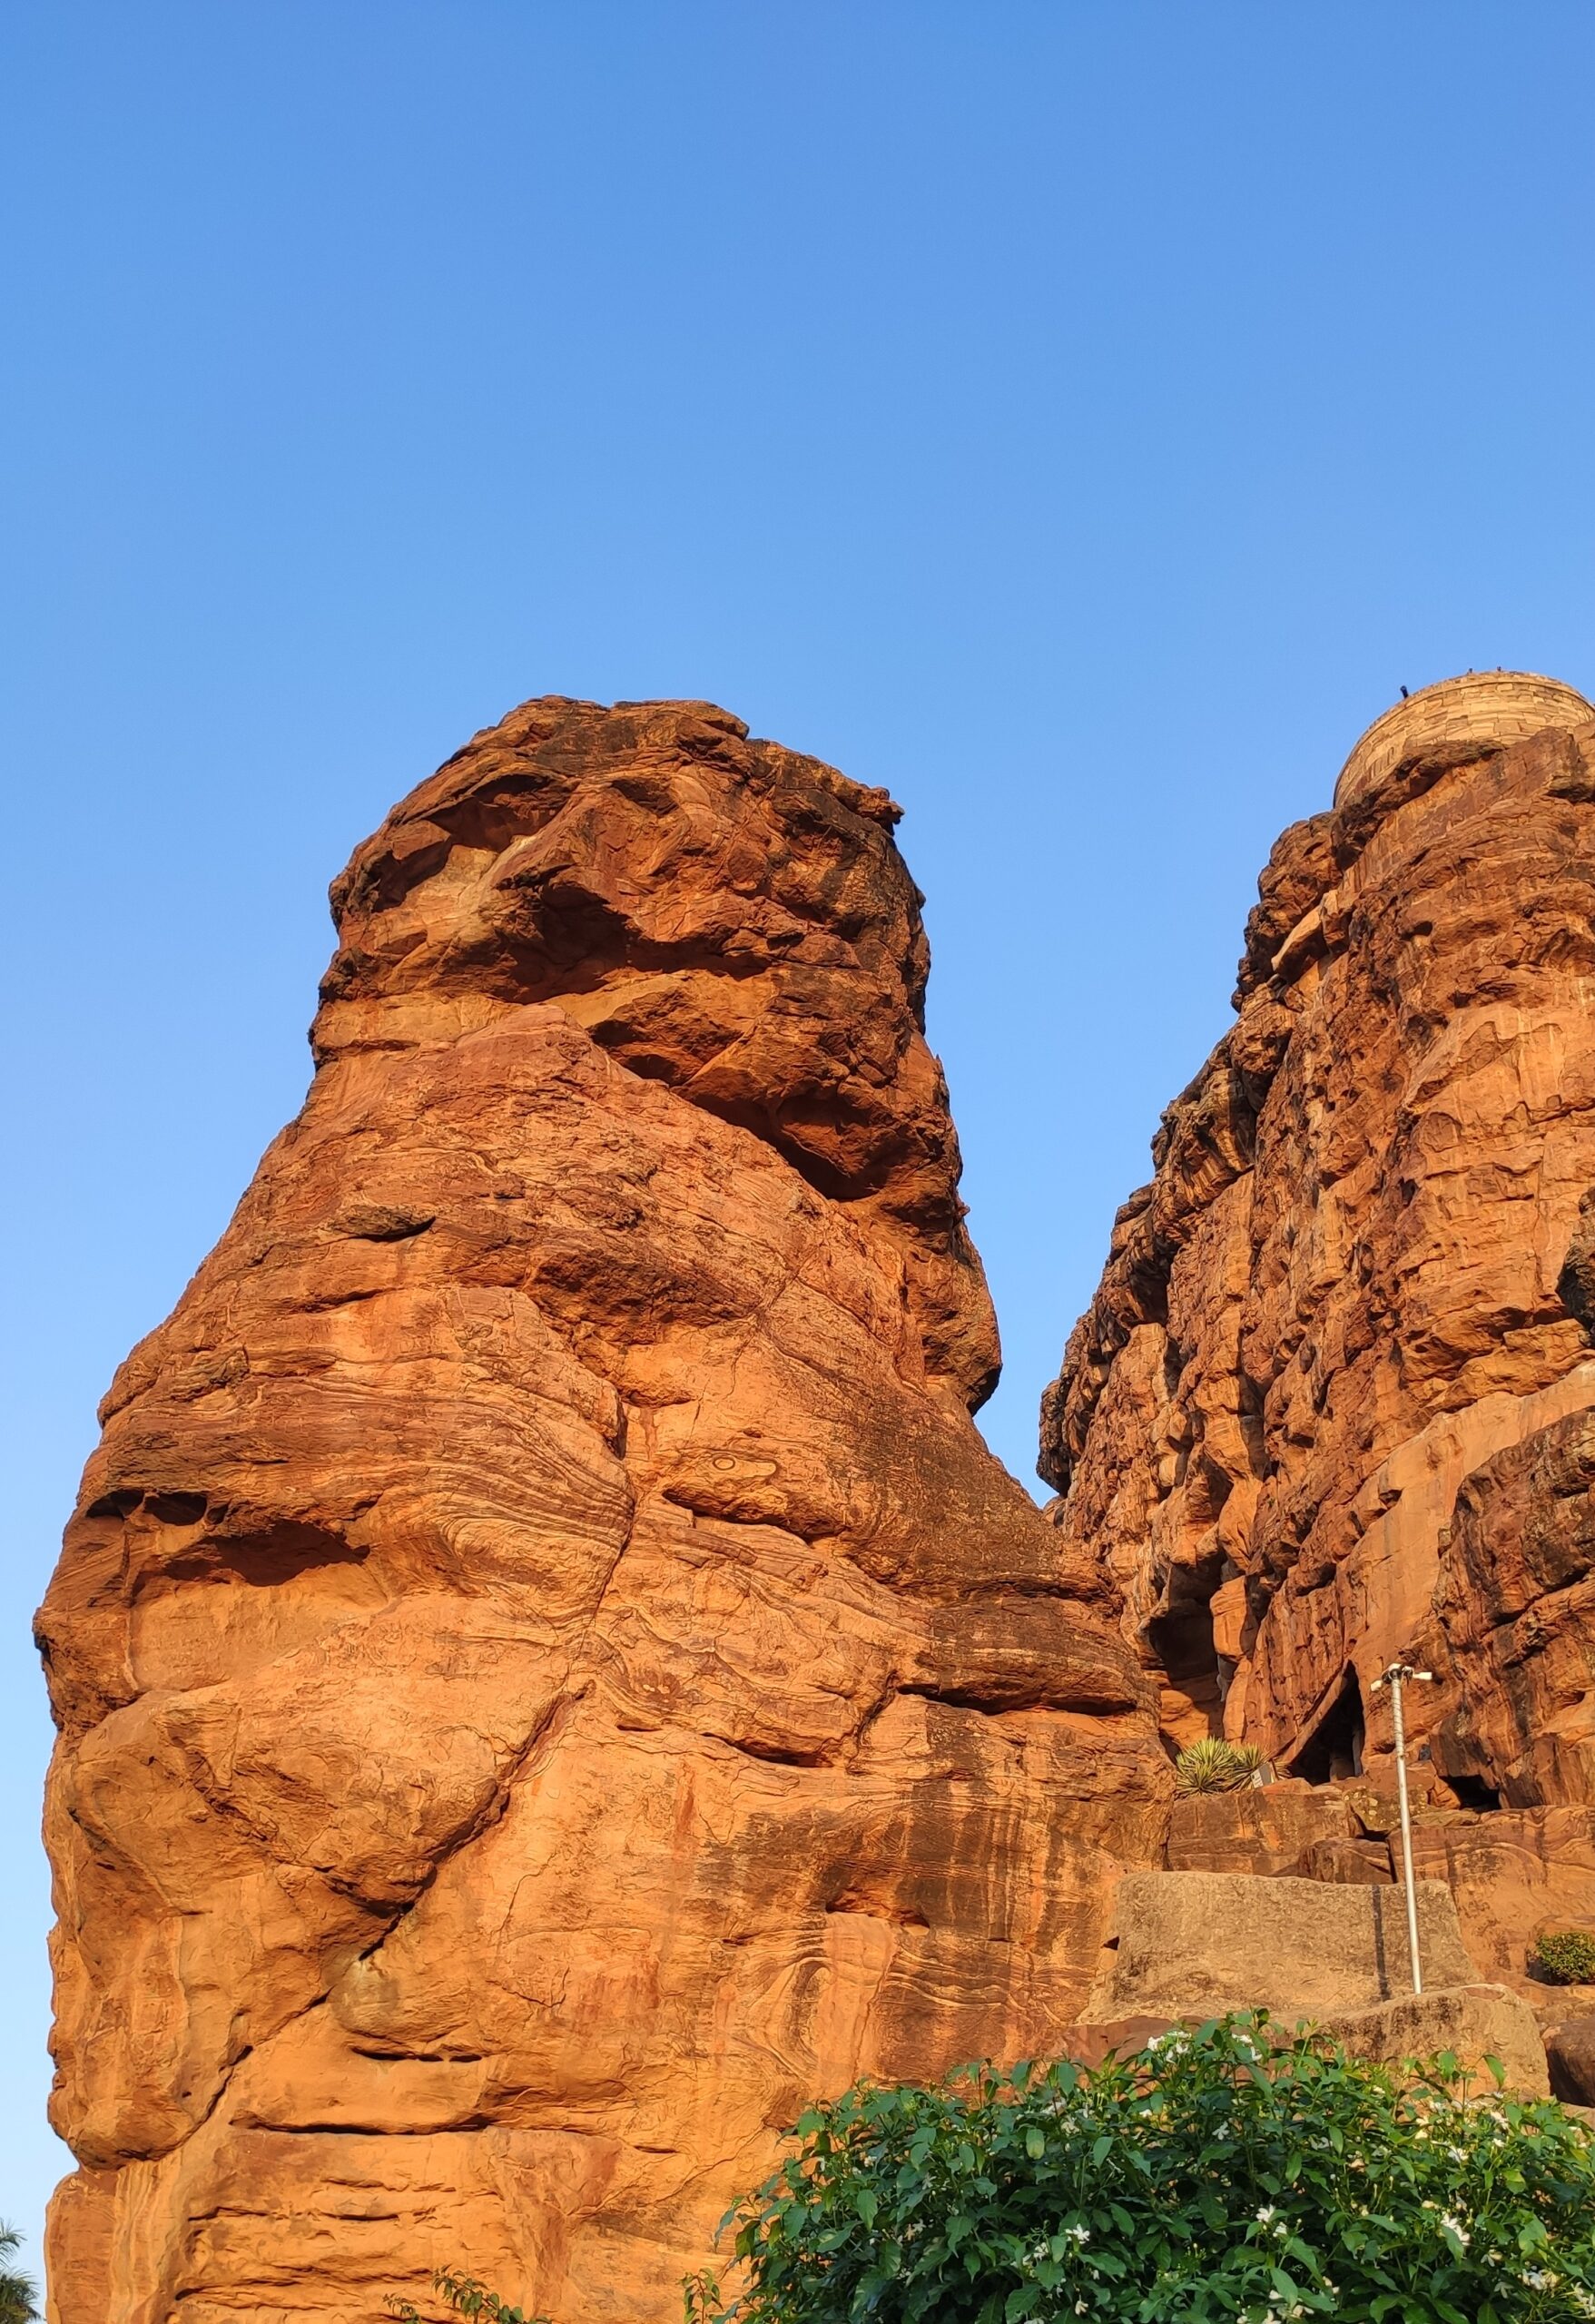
left=1372, top=1661, right=1435, bottom=1994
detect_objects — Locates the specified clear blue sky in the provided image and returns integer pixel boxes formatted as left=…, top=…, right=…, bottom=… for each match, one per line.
left=4, top=0, right=1593, bottom=2281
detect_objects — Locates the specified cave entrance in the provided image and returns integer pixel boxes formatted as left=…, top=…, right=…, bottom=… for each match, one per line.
left=1446, top=1773, right=1501, bottom=1812
left=1289, top=1665, right=1365, bottom=1784
left=1146, top=1597, right=1224, bottom=1738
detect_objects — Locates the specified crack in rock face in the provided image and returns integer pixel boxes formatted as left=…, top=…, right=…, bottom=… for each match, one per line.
left=38, top=697, right=1169, bottom=2324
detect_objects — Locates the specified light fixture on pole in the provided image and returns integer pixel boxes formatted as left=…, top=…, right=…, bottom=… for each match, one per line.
left=1371, top=1660, right=1435, bottom=1994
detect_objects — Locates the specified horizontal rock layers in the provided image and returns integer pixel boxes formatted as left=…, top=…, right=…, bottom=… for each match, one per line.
left=1042, top=669, right=1595, bottom=1984
left=38, top=699, right=1168, bottom=2324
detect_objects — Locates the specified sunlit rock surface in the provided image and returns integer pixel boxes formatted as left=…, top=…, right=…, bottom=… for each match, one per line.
left=39, top=698, right=1168, bottom=2324
left=1042, top=670, right=1595, bottom=1985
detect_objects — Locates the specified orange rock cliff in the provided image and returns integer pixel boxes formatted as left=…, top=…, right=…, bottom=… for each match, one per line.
left=38, top=699, right=1168, bottom=2324
left=1042, top=671, right=1595, bottom=1985
left=38, top=675, right=1595, bottom=2320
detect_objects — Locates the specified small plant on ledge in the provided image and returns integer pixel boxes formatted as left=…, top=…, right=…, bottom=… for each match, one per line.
left=1531, top=1929, right=1595, bottom=1986
left=1172, top=1737, right=1264, bottom=1794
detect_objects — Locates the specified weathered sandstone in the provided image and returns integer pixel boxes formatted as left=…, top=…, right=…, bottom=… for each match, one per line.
left=1165, top=1780, right=1361, bottom=1877
left=1407, top=1808, right=1595, bottom=1989
left=1088, top=1869, right=1476, bottom=2020
left=1318, top=1984, right=1550, bottom=2099
left=1088, top=1868, right=1550, bottom=2092
left=1043, top=669, right=1595, bottom=1993
left=38, top=699, right=1168, bottom=2324
left=46, top=668, right=1595, bottom=2317
left=1546, top=2015, right=1595, bottom=2108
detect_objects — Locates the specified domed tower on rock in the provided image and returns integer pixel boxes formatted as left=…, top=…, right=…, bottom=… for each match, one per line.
left=1042, top=668, right=1595, bottom=1970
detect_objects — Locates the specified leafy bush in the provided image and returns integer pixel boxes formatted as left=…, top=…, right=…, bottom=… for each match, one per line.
left=1531, top=1930, right=1595, bottom=1986
left=686, top=2015, right=1595, bottom=2324
left=0, top=2223, right=39, bottom=2324
left=1172, top=1739, right=1264, bottom=1796
left=390, top=2268, right=548, bottom=2324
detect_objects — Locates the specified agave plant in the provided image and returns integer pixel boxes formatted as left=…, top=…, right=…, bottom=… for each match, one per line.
left=1172, top=1737, right=1264, bottom=1795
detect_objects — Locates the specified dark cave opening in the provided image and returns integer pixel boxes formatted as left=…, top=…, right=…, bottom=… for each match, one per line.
left=1146, top=1596, right=1224, bottom=1738
left=1147, top=1599, right=1217, bottom=1689
left=1445, top=1772, right=1502, bottom=1812
left=1289, top=1664, right=1365, bottom=1784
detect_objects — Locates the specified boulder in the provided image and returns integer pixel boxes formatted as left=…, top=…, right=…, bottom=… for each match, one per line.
left=1336, top=1785, right=1402, bottom=1838
left=1320, top=1982, right=1550, bottom=2098
left=1545, top=2016, right=1595, bottom=2107
left=1065, top=1984, right=1549, bottom=2098
left=1090, top=1870, right=1476, bottom=2021
left=1167, top=1779, right=1352, bottom=1875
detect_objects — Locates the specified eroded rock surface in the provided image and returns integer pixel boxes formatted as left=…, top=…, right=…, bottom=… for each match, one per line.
left=1043, top=669, right=1595, bottom=1987
left=39, top=698, right=1168, bottom=2324
left=1088, top=1868, right=1476, bottom=2018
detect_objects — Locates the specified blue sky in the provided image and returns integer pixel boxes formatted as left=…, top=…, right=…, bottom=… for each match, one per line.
left=4, top=0, right=1593, bottom=2280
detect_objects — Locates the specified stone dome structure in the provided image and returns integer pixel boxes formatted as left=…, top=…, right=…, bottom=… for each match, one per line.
left=1334, top=670, right=1594, bottom=817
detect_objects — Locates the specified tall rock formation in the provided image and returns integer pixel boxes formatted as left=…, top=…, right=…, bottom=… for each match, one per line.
left=39, top=699, right=1168, bottom=2324
left=1043, top=670, right=1595, bottom=1983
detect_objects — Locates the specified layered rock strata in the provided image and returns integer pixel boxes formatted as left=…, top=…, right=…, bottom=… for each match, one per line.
left=39, top=698, right=1168, bottom=2324
left=1042, top=669, right=1595, bottom=1986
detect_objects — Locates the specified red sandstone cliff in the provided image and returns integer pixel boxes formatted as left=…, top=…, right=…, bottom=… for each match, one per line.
left=1042, top=670, right=1595, bottom=1987
left=47, top=673, right=1595, bottom=2319
left=38, top=699, right=1168, bottom=2324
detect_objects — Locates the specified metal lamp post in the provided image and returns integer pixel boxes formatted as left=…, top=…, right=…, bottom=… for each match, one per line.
left=1372, top=1660, right=1435, bottom=1994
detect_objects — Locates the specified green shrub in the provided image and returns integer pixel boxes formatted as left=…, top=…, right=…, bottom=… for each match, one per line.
left=1531, top=1930, right=1595, bottom=1986
left=1172, top=1738, right=1264, bottom=1795
left=687, top=2014, right=1595, bottom=2324
left=0, top=2223, right=39, bottom=2324
left=389, top=2269, right=547, bottom=2324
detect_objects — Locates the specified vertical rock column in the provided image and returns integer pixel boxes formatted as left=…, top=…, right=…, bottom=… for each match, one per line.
left=40, top=698, right=1167, bottom=2324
